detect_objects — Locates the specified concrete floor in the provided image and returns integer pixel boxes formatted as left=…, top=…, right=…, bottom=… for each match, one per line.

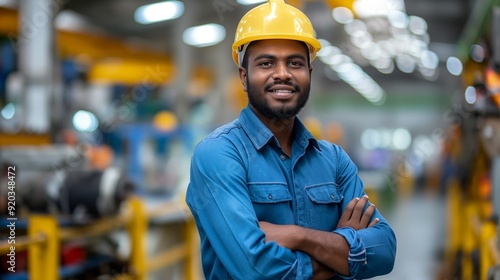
left=377, top=192, right=447, bottom=280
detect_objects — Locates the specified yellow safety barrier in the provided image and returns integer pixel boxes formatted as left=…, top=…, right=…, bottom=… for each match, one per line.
left=445, top=180, right=499, bottom=279
left=444, top=181, right=463, bottom=272
left=480, top=221, right=500, bottom=280
left=0, top=196, right=199, bottom=280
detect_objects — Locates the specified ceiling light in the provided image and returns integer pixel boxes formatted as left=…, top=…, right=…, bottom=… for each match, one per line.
left=1, top=103, right=15, bottom=120
left=419, top=67, right=438, bottom=80
left=377, top=61, right=395, bottom=74
left=334, top=63, right=386, bottom=104
left=408, top=16, right=428, bottom=35
left=318, top=39, right=332, bottom=49
left=182, top=23, right=226, bottom=47
left=446, top=56, right=463, bottom=76
left=465, top=86, right=477, bottom=104
left=396, top=53, right=416, bottom=73
left=371, top=56, right=393, bottom=70
left=73, top=110, right=99, bottom=132
left=353, top=0, right=405, bottom=18
left=392, top=129, right=412, bottom=150
left=322, top=53, right=351, bottom=66
left=317, top=45, right=341, bottom=58
left=135, top=1, right=184, bottom=24
left=350, top=33, right=373, bottom=48
left=55, top=10, right=93, bottom=31
left=420, top=50, right=439, bottom=69
left=332, top=7, right=354, bottom=24
left=319, top=39, right=385, bottom=105
left=0, top=0, right=17, bottom=8
left=387, top=10, right=409, bottom=29
left=470, top=44, right=486, bottom=63
left=344, top=20, right=367, bottom=35
left=361, top=129, right=382, bottom=150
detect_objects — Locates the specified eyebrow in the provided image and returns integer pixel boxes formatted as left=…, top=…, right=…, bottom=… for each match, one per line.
left=253, top=53, right=307, bottom=62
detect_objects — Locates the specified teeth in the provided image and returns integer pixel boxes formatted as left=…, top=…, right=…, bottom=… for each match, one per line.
left=273, top=90, right=292, bottom=93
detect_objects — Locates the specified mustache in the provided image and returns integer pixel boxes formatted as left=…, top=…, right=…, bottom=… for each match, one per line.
left=264, top=81, right=300, bottom=92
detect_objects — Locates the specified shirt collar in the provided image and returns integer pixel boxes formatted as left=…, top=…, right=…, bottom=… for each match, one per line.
left=239, top=106, right=320, bottom=151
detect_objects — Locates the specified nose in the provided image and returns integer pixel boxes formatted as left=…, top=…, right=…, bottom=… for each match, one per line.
left=272, top=61, right=292, bottom=81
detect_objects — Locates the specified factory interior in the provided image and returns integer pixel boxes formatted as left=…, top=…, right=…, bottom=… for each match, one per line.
left=1, top=0, right=500, bottom=279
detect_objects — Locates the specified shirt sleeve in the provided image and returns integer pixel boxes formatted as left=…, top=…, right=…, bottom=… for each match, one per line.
left=332, top=146, right=397, bottom=279
left=186, top=138, right=313, bottom=280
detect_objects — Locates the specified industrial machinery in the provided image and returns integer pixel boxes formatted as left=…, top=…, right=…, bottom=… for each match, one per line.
left=442, top=2, right=500, bottom=279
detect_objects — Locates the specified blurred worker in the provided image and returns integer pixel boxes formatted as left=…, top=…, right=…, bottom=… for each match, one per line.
left=185, top=0, right=396, bottom=279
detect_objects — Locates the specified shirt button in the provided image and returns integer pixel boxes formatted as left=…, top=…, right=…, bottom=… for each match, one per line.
left=330, top=194, right=335, bottom=199
left=280, top=154, right=286, bottom=160
left=268, top=194, right=273, bottom=199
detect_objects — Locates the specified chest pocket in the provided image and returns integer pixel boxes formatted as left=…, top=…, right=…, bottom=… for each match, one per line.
left=304, top=183, right=343, bottom=231
left=248, top=183, right=293, bottom=224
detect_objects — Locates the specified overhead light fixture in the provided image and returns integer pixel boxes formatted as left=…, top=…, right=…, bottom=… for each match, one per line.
left=55, top=10, right=93, bottom=32
left=446, top=56, right=463, bottom=76
left=392, top=128, right=412, bottom=150
left=465, top=86, right=477, bottom=104
left=319, top=39, right=386, bottom=105
left=0, top=0, right=17, bottom=8
left=332, top=7, right=354, bottom=24
left=134, top=1, right=184, bottom=24
left=236, top=0, right=266, bottom=5
left=361, top=128, right=412, bottom=150
left=1, top=103, right=15, bottom=120
left=353, top=0, right=405, bottom=18
left=182, top=23, right=226, bottom=48
left=73, top=110, right=99, bottom=132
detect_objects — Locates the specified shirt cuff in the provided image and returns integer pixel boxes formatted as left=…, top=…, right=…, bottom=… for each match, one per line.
left=288, top=251, right=312, bottom=279
left=333, top=227, right=366, bottom=279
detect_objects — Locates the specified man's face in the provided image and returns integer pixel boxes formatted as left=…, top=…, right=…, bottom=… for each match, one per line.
left=239, top=39, right=312, bottom=120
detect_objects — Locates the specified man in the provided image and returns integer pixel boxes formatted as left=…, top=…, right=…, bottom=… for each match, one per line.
left=185, top=0, right=397, bottom=279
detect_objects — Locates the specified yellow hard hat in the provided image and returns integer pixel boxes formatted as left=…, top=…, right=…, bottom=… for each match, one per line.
left=232, top=0, right=321, bottom=66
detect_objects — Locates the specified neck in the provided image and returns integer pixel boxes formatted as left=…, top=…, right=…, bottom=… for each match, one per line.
left=254, top=110, right=295, bottom=156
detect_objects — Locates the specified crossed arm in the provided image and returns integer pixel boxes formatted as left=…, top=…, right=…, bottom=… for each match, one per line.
left=259, top=195, right=378, bottom=279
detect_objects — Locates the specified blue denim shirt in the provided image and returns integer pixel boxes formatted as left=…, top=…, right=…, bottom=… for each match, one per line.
left=186, top=106, right=396, bottom=279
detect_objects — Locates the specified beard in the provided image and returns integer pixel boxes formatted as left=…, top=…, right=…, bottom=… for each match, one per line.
left=246, top=77, right=310, bottom=120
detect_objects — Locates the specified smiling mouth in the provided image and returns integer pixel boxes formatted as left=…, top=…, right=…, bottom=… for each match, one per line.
left=271, top=89, right=293, bottom=94
left=269, top=89, right=295, bottom=99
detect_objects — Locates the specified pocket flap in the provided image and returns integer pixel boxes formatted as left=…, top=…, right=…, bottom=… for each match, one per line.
left=249, top=183, right=292, bottom=203
left=305, top=184, right=343, bottom=204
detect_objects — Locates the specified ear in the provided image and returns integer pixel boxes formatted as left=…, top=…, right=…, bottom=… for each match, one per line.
left=238, top=67, right=248, bottom=92
left=309, top=65, right=313, bottom=76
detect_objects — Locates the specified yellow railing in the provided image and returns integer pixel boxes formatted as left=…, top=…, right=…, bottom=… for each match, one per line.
left=446, top=183, right=499, bottom=279
left=0, top=196, right=199, bottom=280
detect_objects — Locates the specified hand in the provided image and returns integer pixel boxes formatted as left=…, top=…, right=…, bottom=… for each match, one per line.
left=337, top=195, right=379, bottom=230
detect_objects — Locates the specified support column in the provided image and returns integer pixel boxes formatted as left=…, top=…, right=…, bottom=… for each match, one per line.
left=171, top=1, right=196, bottom=124
left=18, top=0, right=58, bottom=133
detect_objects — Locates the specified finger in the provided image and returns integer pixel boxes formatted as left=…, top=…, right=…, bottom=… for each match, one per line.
left=368, top=217, right=380, bottom=228
left=340, top=197, right=359, bottom=223
left=350, top=195, right=369, bottom=222
left=360, top=203, right=376, bottom=227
